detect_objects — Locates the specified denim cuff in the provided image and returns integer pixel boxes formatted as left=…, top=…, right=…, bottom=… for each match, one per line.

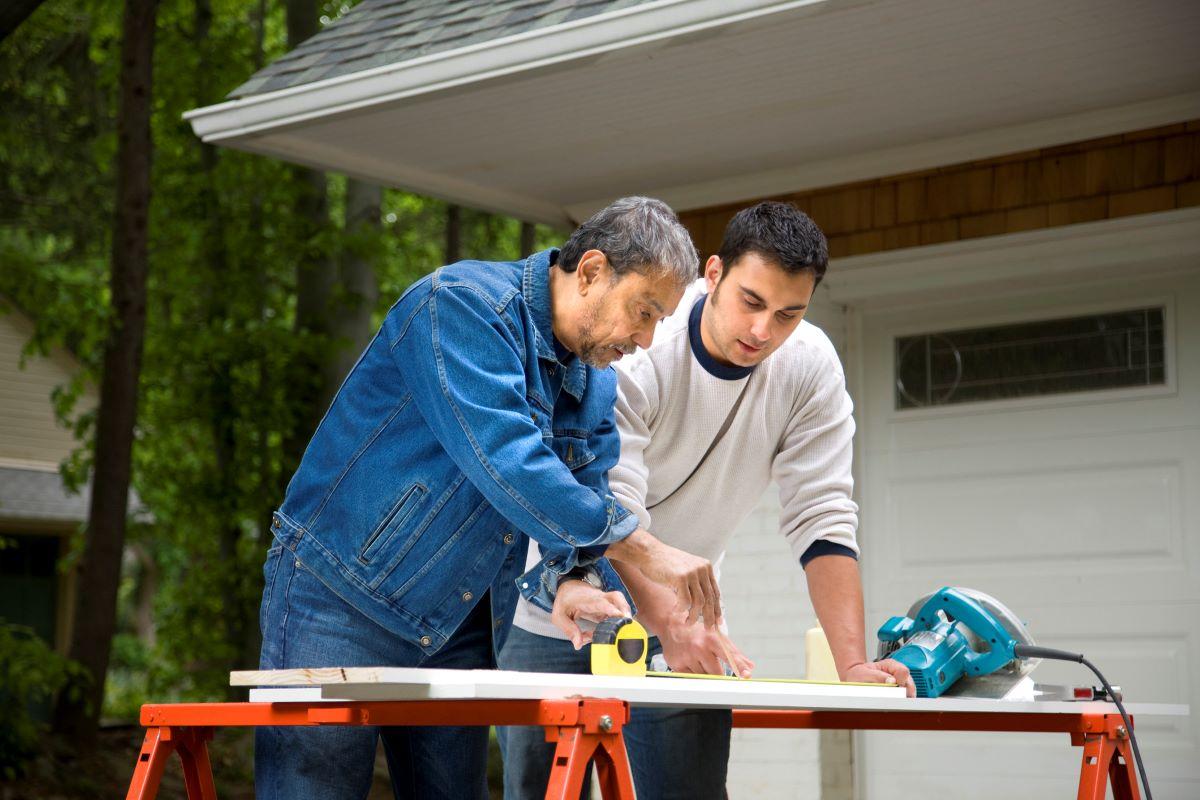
left=518, top=554, right=637, bottom=618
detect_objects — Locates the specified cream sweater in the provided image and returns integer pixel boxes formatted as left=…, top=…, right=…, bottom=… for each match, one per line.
left=511, top=279, right=859, bottom=639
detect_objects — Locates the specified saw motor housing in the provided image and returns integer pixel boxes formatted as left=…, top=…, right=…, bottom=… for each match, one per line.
left=877, top=587, right=1029, bottom=698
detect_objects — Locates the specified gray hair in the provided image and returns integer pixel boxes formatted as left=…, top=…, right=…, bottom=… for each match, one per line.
left=558, top=196, right=698, bottom=288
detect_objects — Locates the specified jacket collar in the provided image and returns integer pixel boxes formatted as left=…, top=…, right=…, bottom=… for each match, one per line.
left=523, top=249, right=588, bottom=400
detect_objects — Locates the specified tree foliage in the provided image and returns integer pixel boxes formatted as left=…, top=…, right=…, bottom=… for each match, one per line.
left=1, top=0, right=561, bottom=728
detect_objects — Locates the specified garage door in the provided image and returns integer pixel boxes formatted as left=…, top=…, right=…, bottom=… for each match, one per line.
left=855, top=267, right=1199, bottom=798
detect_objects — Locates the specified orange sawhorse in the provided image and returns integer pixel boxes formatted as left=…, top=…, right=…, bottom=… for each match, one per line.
left=126, top=697, right=633, bottom=800
left=126, top=700, right=1139, bottom=800
left=733, top=709, right=1141, bottom=800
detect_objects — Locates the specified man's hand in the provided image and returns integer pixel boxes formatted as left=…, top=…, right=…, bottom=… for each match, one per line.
left=660, top=613, right=755, bottom=678
left=550, top=579, right=632, bottom=650
left=843, top=659, right=916, bottom=698
left=606, top=529, right=721, bottom=628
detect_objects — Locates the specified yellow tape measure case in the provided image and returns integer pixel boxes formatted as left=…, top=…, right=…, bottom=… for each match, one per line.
left=590, top=617, right=649, bottom=677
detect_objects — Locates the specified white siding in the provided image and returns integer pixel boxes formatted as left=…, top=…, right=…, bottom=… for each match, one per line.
left=0, top=302, right=94, bottom=467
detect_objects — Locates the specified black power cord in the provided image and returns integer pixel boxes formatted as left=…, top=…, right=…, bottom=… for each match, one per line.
left=1013, top=644, right=1151, bottom=800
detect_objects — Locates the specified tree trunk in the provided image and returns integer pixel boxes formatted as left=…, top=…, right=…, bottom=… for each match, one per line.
left=520, top=221, right=536, bottom=257
left=193, top=0, right=248, bottom=696
left=281, top=0, right=336, bottom=474
left=54, top=0, right=158, bottom=748
left=445, top=204, right=462, bottom=264
left=129, top=542, right=158, bottom=649
left=322, top=178, right=381, bottom=408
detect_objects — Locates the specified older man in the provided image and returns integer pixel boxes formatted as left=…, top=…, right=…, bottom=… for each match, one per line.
left=255, top=197, right=721, bottom=800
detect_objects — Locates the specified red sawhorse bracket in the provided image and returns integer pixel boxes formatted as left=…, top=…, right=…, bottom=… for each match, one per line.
left=125, top=697, right=636, bottom=800
left=732, top=709, right=1141, bottom=800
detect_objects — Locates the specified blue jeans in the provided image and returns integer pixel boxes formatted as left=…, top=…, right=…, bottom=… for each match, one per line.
left=255, top=546, right=494, bottom=800
left=496, top=625, right=731, bottom=800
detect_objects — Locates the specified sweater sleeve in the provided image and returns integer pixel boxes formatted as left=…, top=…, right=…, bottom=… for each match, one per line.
left=772, top=348, right=860, bottom=563
left=607, top=357, right=659, bottom=531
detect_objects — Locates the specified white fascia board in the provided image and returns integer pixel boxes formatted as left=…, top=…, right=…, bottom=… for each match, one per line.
left=825, top=207, right=1200, bottom=308
left=184, top=0, right=841, bottom=144
left=566, top=92, right=1200, bottom=220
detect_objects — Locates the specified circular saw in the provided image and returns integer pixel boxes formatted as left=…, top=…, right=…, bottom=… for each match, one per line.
left=876, top=587, right=1038, bottom=698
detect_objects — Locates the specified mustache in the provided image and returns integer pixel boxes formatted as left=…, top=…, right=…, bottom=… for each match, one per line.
left=612, top=342, right=636, bottom=355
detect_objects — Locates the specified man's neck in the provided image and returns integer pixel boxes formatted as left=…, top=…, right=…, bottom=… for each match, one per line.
left=698, top=296, right=729, bottom=366
left=547, top=266, right=573, bottom=354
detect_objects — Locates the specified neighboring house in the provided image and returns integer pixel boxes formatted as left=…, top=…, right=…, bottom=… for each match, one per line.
left=0, top=296, right=93, bottom=654
left=187, top=1, right=1200, bottom=797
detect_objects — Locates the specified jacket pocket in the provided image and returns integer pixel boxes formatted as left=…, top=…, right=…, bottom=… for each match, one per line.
left=358, top=483, right=428, bottom=565
left=550, top=435, right=596, bottom=471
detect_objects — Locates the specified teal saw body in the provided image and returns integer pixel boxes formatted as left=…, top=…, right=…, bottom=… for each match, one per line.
left=877, top=587, right=1035, bottom=698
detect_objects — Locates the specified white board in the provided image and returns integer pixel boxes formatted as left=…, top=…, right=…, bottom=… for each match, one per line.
left=234, top=666, right=1187, bottom=718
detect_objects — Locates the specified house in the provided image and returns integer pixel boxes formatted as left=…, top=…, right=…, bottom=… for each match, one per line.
left=0, top=297, right=92, bottom=654
left=186, top=1, right=1200, bottom=796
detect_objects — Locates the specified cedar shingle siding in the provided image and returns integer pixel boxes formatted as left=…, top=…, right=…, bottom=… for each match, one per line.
left=680, top=121, right=1200, bottom=260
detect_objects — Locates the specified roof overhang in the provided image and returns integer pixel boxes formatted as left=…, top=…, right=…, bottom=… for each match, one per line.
left=186, top=0, right=1200, bottom=226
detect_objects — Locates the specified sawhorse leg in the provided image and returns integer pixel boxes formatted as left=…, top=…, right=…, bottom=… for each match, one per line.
left=543, top=699, right=636, bottom=800
left=1074, top=716, right=1140, bottom=800
left=126, top=726, right=217, bottom=800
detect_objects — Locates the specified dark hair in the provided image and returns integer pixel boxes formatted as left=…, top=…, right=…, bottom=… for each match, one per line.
left=558, top=196, right=697, bottom=288
left=717, top=201, right=829, bottom=286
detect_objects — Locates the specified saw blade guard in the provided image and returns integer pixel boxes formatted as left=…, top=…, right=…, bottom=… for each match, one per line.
left=877, top=586, right=1038, bottom=674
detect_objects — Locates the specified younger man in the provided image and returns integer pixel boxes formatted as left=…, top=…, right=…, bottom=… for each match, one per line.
left=500, top=202, right=914, bottom=799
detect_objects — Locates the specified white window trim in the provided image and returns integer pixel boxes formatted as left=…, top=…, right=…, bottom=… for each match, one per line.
left=885, top=295, right=1178, bottom=421
left=835, top=207, right=1200, bottom=424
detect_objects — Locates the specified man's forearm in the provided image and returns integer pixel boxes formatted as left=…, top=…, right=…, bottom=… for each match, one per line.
left=804, top=554, right=869, bottom=677
left=605, top=527, right=722, bottom=627
left=609, top=559, right=676, bottom=636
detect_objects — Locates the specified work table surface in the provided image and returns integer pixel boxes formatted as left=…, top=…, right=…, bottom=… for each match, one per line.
left=231, top=666, right=1188, bottom=717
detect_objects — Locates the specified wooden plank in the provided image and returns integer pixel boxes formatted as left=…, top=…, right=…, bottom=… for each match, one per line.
left=230, top=667, right=392, bottom=686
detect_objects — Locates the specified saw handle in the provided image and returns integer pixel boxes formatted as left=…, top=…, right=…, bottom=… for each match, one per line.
left=1013, top=644, right=1083, bottom=663
left=912, top=588, right=1017, bottom=676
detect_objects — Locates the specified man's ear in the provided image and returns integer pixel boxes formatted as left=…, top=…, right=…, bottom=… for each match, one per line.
left=575, top=249, right=610, bottom=296
left=704, top=255, right=724, bottom=294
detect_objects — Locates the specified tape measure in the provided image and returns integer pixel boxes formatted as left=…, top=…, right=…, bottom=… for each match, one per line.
left=590, top=617, right=650, bottom=677
left=589, top=617, right=880, bottom=687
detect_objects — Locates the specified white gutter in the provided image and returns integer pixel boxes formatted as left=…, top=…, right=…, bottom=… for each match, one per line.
left=184, top=0, right=846, bottom=144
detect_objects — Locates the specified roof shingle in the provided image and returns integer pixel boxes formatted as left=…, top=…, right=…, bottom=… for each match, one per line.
left=229, top=0, right=655, bottom=98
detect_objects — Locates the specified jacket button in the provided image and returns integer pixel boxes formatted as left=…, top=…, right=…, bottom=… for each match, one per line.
left=547, top=559, right=557, bottom=566
left=494, top=617, right=504, bottom=628
left=420, top=635, right=432, bottom=647
left=461, top=591, right=473, bottom=602
left=503, top=533, right=514, bottom=545
left=271, top=518, right=280, bottom=530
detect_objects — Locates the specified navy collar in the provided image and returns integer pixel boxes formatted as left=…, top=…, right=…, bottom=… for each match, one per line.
left=522, top=248, right=587, bottom=400
left=688, top=294, right=756, bottom=381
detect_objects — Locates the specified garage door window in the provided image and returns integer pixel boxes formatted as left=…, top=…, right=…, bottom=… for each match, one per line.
left=895, top=307, right=1165, bottom=409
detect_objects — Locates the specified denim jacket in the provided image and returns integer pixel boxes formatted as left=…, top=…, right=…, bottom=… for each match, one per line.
left=269, top=250, right=637, bottom=655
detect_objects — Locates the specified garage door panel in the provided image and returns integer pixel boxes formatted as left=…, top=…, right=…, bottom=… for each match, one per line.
left=863, top=391, right=1194, bottom=456
left=890, top=459, right=1179, bottom=565
left=863, top=428, right=1198, bottom=608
